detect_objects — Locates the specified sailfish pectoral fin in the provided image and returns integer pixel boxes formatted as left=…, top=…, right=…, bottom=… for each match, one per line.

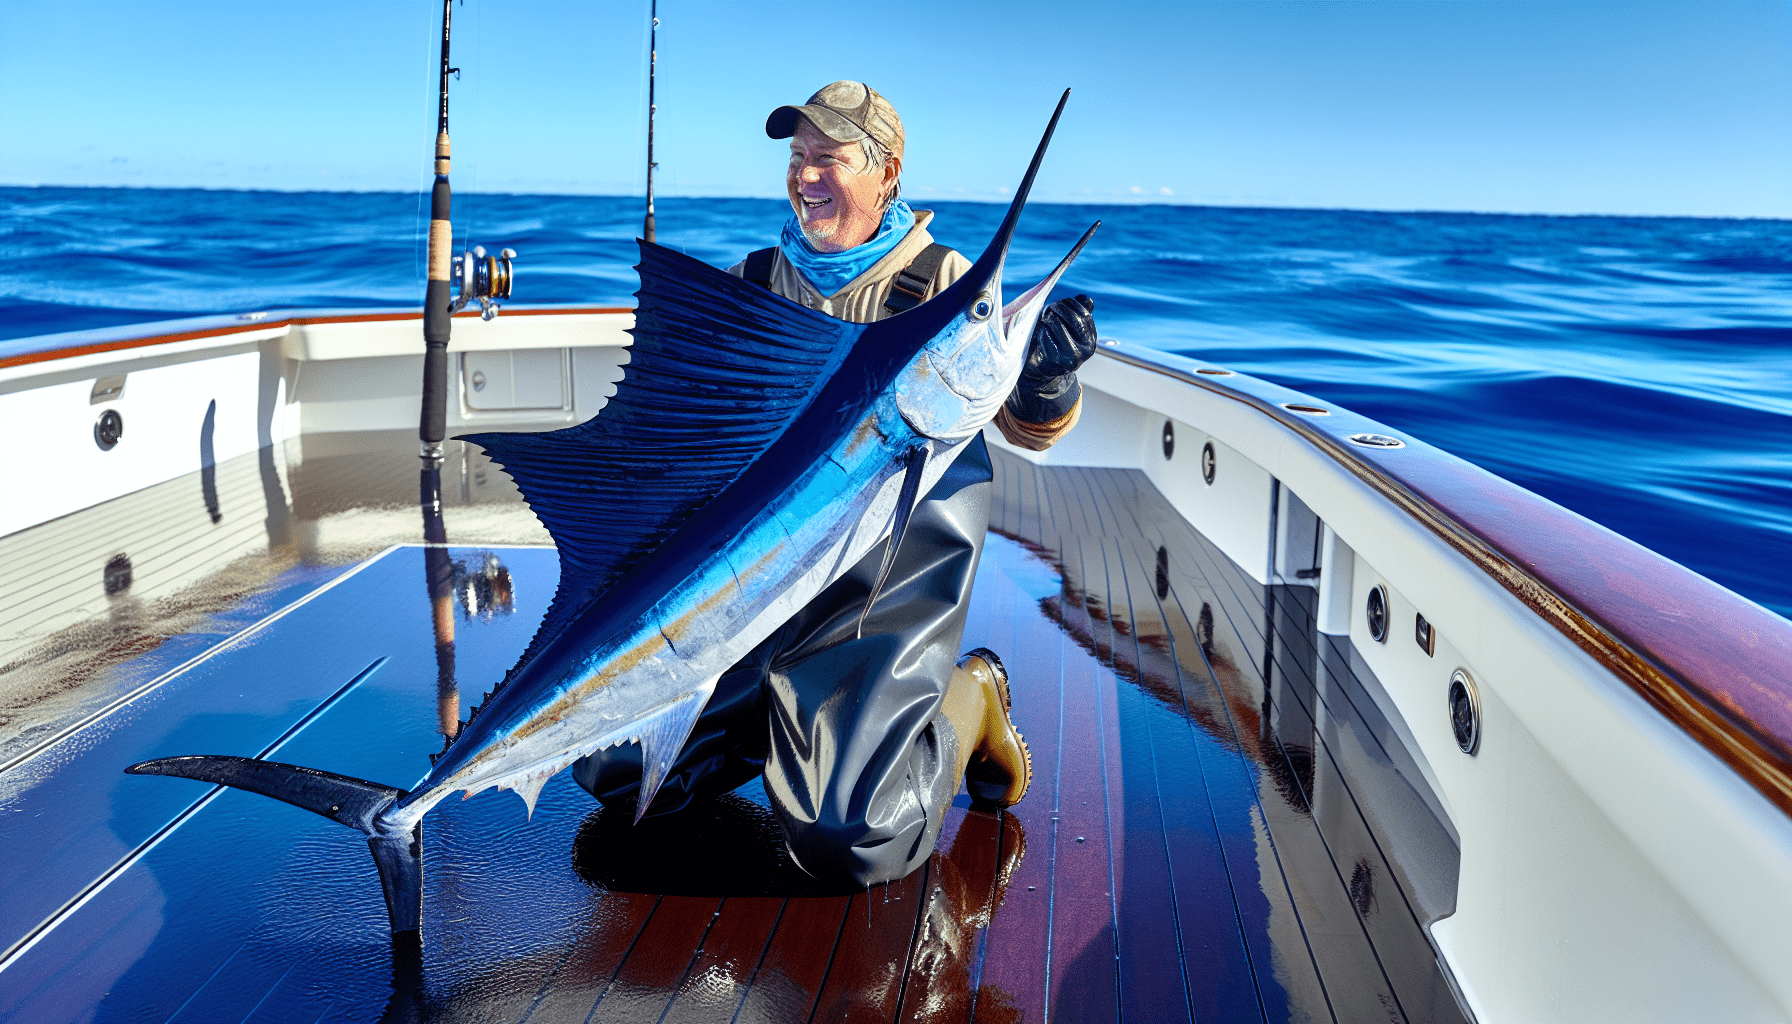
left=125, top=755, right=422, bottom=934
left=856, top=444, right=931, bottom=641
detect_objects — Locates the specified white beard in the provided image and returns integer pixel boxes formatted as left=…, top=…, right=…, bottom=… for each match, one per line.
left=797, top=210, right=840, bottom=248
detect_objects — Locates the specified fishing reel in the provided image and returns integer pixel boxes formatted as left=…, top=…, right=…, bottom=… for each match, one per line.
left=450, top=245, right=516, bottom=320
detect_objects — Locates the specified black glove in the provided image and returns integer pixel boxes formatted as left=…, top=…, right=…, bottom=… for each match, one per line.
left=1006, top=294, right=1097, bottom=423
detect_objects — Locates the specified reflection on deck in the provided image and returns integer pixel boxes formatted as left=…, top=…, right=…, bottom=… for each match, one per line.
left=0, top=441, right=1466, bottom=1022
left=0, top=430, right=544, bottom=772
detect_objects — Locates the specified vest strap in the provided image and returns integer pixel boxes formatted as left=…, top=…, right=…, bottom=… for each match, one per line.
left=742, top=247, right=777, bottom=289
left=883, top=242, right=954, bottom=315
left=742, top=242, right=955, bottom=317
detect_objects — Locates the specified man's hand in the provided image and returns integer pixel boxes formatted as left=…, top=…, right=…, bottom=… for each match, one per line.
left=1006, top=294, right=1097, bottom=424
left=1021, top=294, right=1098, bottom=385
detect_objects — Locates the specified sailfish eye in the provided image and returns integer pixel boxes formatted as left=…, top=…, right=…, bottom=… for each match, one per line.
left=970, top=295, right=993, bottom=322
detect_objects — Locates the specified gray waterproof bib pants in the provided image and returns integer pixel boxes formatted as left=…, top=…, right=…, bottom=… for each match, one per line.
left=572, top=435, right=993, bottom=888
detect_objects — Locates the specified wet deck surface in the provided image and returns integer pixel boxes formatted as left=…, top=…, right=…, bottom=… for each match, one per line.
left=0, top=442, right=1466, bottom=1022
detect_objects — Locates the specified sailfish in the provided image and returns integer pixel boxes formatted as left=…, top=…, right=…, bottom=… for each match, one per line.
left=125, top=91, right=1097, bottom=936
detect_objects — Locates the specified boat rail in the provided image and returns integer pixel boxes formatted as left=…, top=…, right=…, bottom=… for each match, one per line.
left=0, top=304, right=633, bottom=373
left=1096, top=341, right=1792, bottom=821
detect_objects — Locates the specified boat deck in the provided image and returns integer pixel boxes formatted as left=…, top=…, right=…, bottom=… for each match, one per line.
left=0, top=441, right=1467, bottom=1023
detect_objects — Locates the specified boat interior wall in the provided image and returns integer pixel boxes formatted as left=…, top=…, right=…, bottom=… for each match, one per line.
left=2, top=307, right=633, bottom=537
left=0, top=343, right=291, bottom=537
left=461, top=348, right=569, bottom=411
left=994, top=342, right=1792, bottom=1018
left=1274, top=484, right=1323, bottom=588
left=992, top=385, right=1279, bottom=586
left=1093, top=343, right=1792, bottom=819
left=287, top=312, right=629, bottom=434
left=1316, top=525, right=1355, bottom=636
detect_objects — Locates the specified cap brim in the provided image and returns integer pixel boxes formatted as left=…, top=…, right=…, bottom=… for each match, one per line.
left=766, top=104, right=870, bottom=143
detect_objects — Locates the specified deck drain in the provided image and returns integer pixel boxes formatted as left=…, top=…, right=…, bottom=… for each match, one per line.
left=1349, top=433, right=1405, bottom=449
left=1161, top=420, right=1174, bottom=460
left=1282, top=403, right=1329, bottom=415
left=1201, top=441, right=1216, bottom=485
left=1195, top=368, right=1233, bottom=376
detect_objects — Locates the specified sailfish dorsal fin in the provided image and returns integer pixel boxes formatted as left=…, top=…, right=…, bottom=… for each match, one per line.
left=458, top=241, right=863, bottom=692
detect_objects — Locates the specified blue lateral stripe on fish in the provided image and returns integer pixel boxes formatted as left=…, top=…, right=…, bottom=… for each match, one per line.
left=124, top=90, right=1097, bottom=937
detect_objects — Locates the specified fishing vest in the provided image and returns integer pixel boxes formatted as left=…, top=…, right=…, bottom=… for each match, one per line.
left=726, top=209, right=971, bottom=324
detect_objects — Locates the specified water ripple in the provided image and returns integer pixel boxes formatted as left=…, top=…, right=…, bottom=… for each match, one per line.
left=3, top=187, right=1787, bottom=618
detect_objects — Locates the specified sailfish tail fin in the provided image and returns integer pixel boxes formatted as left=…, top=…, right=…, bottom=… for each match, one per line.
left=125, top=756, right=422, bottom=934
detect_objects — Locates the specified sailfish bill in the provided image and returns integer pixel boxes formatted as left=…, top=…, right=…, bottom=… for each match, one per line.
left=124, top=90, right=1097, bottom=937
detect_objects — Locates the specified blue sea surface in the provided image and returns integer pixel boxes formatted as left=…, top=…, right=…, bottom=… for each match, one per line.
left=3, top=186, right=1789, bottom=619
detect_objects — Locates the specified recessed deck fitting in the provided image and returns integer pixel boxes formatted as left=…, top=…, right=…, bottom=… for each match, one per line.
left=1349, top=433, right=1406, bottom=449
left=1415, top=613, right=1437, bottom=656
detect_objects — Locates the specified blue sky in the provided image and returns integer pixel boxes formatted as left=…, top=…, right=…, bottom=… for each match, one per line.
left=2, top=1, right=1788, bottom=217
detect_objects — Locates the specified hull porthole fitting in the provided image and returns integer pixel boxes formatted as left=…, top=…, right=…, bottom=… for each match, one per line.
left=1366, top=584, right=1389, bottom=643
left=1201, top=441, right=1216, bottom=485
left=1162, top=420, right=1174, bottom=460
left=1449, top=669, right=1481, bottom=755
left=94, top=409, right=124, bottom=450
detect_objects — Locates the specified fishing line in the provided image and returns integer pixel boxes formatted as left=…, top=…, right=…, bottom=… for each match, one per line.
left=413, top=0, right=437, bottom=290
left=458, top=0, right=484, bottom=258
left=632, top=1, right=650, bottom=200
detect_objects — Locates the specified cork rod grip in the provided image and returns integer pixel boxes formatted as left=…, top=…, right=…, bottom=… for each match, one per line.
left=420, top=154, right=453, bottom=448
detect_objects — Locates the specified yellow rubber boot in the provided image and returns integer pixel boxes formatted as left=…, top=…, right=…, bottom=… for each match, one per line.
left=958, top=648, right=1031, bottom=810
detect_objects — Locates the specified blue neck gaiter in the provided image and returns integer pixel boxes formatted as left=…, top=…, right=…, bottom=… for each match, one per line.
left=779, top=200, right=915, bottom=297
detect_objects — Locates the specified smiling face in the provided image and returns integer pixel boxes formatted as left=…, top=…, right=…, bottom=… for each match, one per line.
left=786, top=119, right=900, bottom=253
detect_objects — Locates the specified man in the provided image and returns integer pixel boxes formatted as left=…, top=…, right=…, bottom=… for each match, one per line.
left=575, top=81, right=1098, bottom=889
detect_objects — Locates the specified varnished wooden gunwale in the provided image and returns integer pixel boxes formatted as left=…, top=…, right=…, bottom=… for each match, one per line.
left=0, top=305, right=634, bottom=372
left=1101, top=343, right=1792, bottom=820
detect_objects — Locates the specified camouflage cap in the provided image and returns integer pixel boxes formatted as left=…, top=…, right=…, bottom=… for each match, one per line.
left=766, top=81, right=905, bottom=161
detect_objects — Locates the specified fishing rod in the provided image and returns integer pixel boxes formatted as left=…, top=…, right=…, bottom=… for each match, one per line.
left=643, top=0, right=659, bottom=243
left=420, top=0, right=515, bottom=467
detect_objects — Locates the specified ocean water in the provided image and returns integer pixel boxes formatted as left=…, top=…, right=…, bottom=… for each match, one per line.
left=4, top=186, right=1789, bottom=619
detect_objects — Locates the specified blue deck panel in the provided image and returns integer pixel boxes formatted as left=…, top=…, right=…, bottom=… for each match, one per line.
left=0, top=547, right=570, bottom=1023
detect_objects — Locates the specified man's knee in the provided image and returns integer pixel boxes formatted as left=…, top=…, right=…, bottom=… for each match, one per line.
left=777, top=793, right=939, bottom=888
left=768, top=714, right=960, bottom=887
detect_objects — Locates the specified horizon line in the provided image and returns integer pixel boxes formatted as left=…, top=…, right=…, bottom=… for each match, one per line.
left=1, top=181, right=1785, bottom=224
